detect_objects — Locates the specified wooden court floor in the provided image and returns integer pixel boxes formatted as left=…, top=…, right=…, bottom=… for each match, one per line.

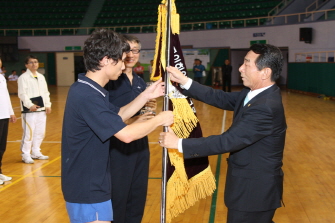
left=1, top=85, right=335, bottom=223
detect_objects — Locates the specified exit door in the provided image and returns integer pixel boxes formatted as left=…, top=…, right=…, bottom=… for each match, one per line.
left=56, top=52, right=75, bottom=86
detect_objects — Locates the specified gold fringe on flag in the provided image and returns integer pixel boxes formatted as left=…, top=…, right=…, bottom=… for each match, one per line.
left=151, top=1, right=216, bottom=222
left=166, top=165, right=216, bottom=223
left=170, top=97, right=198, bottom=139
left=150, top=4, right=165, bottom=81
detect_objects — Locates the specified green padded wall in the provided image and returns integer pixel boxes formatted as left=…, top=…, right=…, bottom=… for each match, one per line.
left=288, top=63, right=335, bottom=96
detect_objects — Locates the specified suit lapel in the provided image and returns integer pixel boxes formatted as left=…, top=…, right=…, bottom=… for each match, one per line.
left=233, top=85, right=278, bottom=121
left=233, top=88, right=250, bottom=119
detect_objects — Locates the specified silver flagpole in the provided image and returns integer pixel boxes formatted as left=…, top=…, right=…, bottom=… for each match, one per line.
left=160, top=0, right=171, bottom=222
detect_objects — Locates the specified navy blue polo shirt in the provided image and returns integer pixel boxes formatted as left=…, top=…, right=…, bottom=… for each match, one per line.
left=61, top=74, right=126, bottom=203
left=105, top=72, right=149, bottom=153
left=106, top=72, right=146, bottom=109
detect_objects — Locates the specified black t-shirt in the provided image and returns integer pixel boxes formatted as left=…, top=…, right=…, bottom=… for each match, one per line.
left=105, top=73, right=149, bottom=152
left=61, top=74, right=126, bottom=203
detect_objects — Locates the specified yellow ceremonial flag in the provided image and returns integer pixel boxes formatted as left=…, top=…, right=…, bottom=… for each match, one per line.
left=151, top=1, right=216, bottom=222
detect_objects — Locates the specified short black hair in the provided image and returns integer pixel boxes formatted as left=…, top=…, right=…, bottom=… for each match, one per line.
left=25, top=55, right=38, bottom=64
left=123, top=34, right=141, bottom=49
left=83, top=28, right=130, bottom=72
left=250, top=44, right=283, bottom=82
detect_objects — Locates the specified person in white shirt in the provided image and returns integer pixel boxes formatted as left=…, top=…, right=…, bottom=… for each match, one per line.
left=8, top=70, right=19, bottom=81
left=18, top=55, right=52, bottom=164
left=0, top=58, right=17, bottom=184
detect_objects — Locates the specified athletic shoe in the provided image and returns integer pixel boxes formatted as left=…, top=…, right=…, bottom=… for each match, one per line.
left=0, top=174, right=12, bottom=181
left=0, top=179, right=3, bottom=185
left=22, top=154, right=34, bottom=164
left=31, top=153, right=49, bottom=160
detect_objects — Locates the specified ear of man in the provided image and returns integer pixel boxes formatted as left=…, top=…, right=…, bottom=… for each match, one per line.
left=101, top=56, right=116, bottom=66
left=260, top=67, right=272, bottom=81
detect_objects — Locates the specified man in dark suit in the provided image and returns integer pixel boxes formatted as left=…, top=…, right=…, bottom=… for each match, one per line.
left=160, top=44, right=286, bottom=223
left=222, top=59, right=232, bottom=92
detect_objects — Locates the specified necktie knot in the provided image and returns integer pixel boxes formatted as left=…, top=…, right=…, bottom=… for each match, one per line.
left=243, top=94, right=250, bottom=106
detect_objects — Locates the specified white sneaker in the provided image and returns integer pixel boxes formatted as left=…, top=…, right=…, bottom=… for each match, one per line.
left=31, top=153, right=49, bottom=160
left=0, top=179, right=3, bottom=185
left=0, top=174, right=12, bottom=181
left=22, top=154, right=34, bottom=164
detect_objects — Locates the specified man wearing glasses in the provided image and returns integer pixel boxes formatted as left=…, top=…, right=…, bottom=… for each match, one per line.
left=18, top=55, right=51, bottom=164
left=105, top=35, right=155, bottom=223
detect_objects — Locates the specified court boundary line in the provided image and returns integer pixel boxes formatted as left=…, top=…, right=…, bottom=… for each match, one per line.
left=209, top=154, right=222, bottom=223
left=209, top=110, right=227, bottom=223
left=0, top=156, right=61, bottom=192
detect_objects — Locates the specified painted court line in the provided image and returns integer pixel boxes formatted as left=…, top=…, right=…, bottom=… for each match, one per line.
left=7, top=140, right=61, bottom=143
left=0, top=156, right=61, bottom=192
left=209, top=110, right=227, bottom=223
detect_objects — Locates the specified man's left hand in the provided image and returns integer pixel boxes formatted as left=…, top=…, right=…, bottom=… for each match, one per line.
left=46, top=107, right=52, bottom=114
left=143, top=78, right=165, bottom=100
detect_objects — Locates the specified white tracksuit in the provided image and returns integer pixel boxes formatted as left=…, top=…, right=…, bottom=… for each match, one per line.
left=18, top=69, right=51, bottom=155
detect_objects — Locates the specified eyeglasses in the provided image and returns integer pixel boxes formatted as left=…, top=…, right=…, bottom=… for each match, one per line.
left=28, top=61, right=39, bottom=65
left=127, top=49, right=141, bottom=54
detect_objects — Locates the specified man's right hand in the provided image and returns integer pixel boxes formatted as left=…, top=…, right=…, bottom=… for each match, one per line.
left=166, top=66, right=189, bottom=85
left=29, top=104, right=40, bottom=112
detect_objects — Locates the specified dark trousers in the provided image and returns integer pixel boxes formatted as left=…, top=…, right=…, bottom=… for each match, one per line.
left=227, top=209, right=276, bottom=223
left=222, top=75, right=231, bottom=92
left=0, top=118, right=9, bottom=174
left=194, top=77, right=204, bottom=85
left=110, top=145, right=150, bottom=223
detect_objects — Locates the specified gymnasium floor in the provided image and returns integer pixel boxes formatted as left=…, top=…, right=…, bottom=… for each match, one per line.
left=1, top=85, right=335, bottom=223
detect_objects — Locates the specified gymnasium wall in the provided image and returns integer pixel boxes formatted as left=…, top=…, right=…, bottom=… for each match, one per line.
left=18, top=20, right=335, bottom=63
left=7, top=20, right=335, bottom=90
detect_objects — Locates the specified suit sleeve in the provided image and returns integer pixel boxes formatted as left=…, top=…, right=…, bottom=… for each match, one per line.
left=182, top=104, right=274, bottom=159
left=183, top=81, right=239, bottom=111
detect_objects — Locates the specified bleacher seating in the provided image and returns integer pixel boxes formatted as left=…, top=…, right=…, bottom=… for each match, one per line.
left=319, top=6, right=335, bottom=20
left=0, top=0, right=282, bottom=35
left=95, top=0, right=281, bottom=32
left=0, top=0, right=89, bottom=31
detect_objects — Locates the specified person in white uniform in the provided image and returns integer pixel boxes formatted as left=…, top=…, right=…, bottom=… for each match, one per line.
left=0, top=58, right=17, bottom=184
left=17, top=55, right=51, bottom=164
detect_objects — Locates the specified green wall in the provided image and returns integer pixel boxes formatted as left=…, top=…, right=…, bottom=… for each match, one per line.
left=288, top=63, right=335, bottom=97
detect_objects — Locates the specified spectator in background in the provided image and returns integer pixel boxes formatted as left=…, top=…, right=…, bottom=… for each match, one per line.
left=0, top=58, right=17, bottom=185
left=8, top=70, right=19, bottom=81
left=222, top=59, right=232, bottom=92
left=21, top=68, right=26, bottom=74
left=18, top=55, right=52, bottom=164
left=133, top=61, right=144, bottom=79
left=193, top=58, right=205, bottom=84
